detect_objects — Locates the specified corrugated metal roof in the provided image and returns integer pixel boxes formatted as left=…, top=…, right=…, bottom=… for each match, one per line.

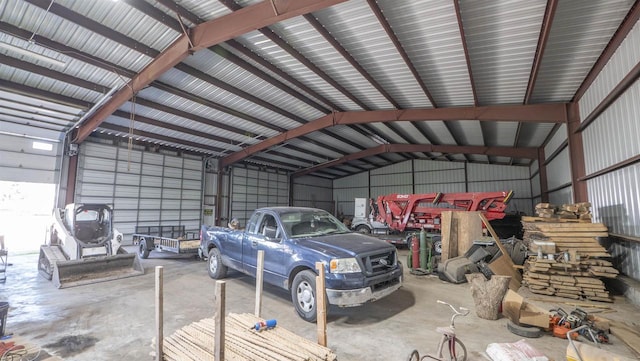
left=531, top=0, right=635, bottom=103
left=460, top=0, right=546, bottom=105
left=377, top=0, right=473, bottom=107
left=313, top=0, right=432, bottom=109
left=0, top=0, right=634, bottom=178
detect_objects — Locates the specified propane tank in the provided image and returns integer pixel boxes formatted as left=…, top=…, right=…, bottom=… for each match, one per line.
left=411, top=234, right=420, bottom=269
left=419, top=229, right=427, bottom=269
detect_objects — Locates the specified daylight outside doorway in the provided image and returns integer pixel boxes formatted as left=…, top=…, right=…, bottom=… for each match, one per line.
left=0, top=181, right=56, bottom=254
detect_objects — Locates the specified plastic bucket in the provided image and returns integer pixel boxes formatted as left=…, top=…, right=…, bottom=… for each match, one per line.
left=0, top=301, right=8, bottom=336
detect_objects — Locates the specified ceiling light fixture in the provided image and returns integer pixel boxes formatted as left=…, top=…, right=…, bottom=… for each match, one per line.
left=0, top=41, right=66, bottom=67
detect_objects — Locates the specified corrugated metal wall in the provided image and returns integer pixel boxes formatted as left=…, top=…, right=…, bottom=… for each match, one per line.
left=75, top=140, right=203, bottom=241
left=0, top=133, right=60, bottom=184
left=229, top=166, right=288, bottom=226
left=334, top=172, right=369, bottom=217
left=292, top=175, right=333, bottom=212
left=578, top=20, right=640, bottom=280
left=333, top=159, right=534, bottom=216
left=467, top=163, right=533, bottom=214
left=545, top=147, right=573, bottom=203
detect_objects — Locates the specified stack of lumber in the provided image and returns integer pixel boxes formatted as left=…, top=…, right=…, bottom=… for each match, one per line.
left=523, top=257, right=618, bottom=302
left=162, top=313, right=337, bottom=361
left=521, top=219, right=619, bottom=302
left=523, top=221, right=610, bottom=257
left=533, top=202, right=592, bottom=220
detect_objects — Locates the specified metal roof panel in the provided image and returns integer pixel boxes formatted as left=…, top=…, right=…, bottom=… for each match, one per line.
left=531, top=0, right=634, bottom=102
left=460, top=0, right=547, bottom=105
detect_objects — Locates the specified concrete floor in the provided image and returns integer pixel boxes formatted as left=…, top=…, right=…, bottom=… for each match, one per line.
left=1, top=249, right=639, bottom=361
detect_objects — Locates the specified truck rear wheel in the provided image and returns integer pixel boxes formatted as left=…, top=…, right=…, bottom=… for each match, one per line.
left=291, top=270, right=318, bottom=323
left=208, top=247, right=227, bottom=279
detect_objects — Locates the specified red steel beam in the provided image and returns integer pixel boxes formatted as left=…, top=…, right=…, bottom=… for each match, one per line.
left=73, top=0, right=347, bottom=143
left=292, top=144, right=538, bottom=177
left=566, top=103, right=588, bottom=202
left=220, top=103, right=567, bottom=167
left=453, top=0, right=478, bottom=106
left=537, top=148, right=549, bottom=202
left=524, top=0, right=558, bottom=104
left=573, top=0, right=640, bottom=102
left=65, top=154, right=78, bottom=205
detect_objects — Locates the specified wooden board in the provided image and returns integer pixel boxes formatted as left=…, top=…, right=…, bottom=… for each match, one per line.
left=440, top=211, right=482, bottom=261
left=488, top=255, right=521, bottom=291
left=440, top=211, right=454, bottom=261
left=521, top=216, right=591, bottom=223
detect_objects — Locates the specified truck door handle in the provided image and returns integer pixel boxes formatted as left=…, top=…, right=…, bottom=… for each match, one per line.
left=252, top=240, right=258, bottom=247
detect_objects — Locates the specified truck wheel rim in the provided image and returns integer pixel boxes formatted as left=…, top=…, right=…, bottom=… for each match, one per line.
left=209, top=257, right=217, bottom=273
left=296, top=280, right=314, bottom=311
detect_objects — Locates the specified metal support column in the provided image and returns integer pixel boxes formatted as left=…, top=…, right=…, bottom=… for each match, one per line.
left=566, top=102, right=588, bottom=202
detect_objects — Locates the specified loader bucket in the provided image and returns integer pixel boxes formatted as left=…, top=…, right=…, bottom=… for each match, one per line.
left=52, top=253, right=144, bottom=289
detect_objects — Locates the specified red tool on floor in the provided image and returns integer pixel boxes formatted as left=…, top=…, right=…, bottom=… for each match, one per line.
left=250, top=319, right=277, bottom=331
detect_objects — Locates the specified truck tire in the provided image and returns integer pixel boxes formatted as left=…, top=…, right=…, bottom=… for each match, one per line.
left=138, top=239, right=150, bottom=259
left=208, top=247, right=227, bottom=279
left=291, top=270, right=319, bottom=323
left=355, top=225, right=371, bottom=234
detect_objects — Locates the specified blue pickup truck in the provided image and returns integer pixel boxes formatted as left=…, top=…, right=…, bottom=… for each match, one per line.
left=199, top=207, right=403, bottom=322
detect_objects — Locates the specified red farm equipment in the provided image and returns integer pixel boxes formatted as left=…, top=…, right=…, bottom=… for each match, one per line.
left=372, top=190, right=514, bottom=233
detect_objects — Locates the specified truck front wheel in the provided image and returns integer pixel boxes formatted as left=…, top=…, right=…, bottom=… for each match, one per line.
left=355, top=225, right=371, bottom=234
left=291, top=270, right=318, bottom=323
left=208, top=247, right=227, bottom=279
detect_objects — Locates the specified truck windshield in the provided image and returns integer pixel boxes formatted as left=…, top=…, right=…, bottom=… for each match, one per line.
left=280, top=210, right=351, bottom=238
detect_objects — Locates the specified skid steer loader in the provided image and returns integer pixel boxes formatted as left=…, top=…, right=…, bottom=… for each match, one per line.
left=38, top=203, right=144, bottom=288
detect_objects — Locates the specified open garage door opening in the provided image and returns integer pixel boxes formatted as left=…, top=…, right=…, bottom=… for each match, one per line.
left=0, top=181, right=56, bottom=254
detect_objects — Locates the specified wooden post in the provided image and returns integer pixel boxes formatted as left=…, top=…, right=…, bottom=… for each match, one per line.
left=215, top=280, right=226, bottom=361
left=155, top=266, right=163, bottom=361
left=315, top=262, right=327, bottom=346
left=255, top=250, right=265, bottom=317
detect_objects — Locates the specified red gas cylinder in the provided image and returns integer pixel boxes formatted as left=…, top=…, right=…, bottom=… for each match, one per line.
left=411, top=235, right=420, bottom=269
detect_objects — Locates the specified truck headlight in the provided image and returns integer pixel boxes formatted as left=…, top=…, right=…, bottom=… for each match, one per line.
left=330, top=258, right=361, bottom=273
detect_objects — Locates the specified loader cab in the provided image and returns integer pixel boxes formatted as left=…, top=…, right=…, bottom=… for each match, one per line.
left=64, top=203, right=113, bottom=244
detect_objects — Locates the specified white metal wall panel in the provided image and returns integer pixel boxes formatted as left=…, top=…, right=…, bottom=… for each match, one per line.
left=414, top=182, right=465, bottom=194
left=334, top=172, right=369, bottom=188
left=587, top=164, right=640, bottom=238
left=548, top=187, right=573, bottom=206
left=371, top=185, right=413, bottom=198
left=230, top=166, right=288, bottom=225
left=546, top=147, right=571, bottom=190
left=414, top=169, right=465, bottom=188
left=468, top=180, right=531, bottom=198
left=333, top=172, right=369, bottom=217
left=292, top=176, right=333, bottom=212
left=76, top=141, right=203, bottom=240
left=530, top=159, right=539, bottom=175
left=544, top=123, right=567, bottom=157
left=413, top=159, right=464, bottom=172
left=579, top=21, right=640, bottom=118
left=609, top=239, right=640, bottom=281
left=0, top=134, right=60, bottom=183
left=582, top=81, right=640, bottom=174
left=467, top=163, right=529, bottom=181
left=533, top=196, right=542, bottom=205
left=370, top=160, right=412, bottom=175
left=531, top=173, right=541, bottom=198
